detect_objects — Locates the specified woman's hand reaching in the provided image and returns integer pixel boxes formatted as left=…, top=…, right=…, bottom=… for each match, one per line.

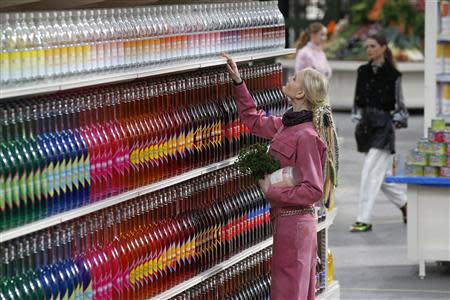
left=222, top=53, right=242, bottom=84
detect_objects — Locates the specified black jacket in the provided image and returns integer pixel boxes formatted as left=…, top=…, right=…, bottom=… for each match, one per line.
left=353, top=60, right=408, bottom=154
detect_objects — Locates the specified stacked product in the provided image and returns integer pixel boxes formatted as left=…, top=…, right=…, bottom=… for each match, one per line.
left=0, top=166, right=272, bottom=300
left=172, top=247, right=272, bottom=300
left=405, top=118, right=450, bottom=178
left=0, top=63, right=287, bottom=231
left=0, top=2, right=285, bottom=85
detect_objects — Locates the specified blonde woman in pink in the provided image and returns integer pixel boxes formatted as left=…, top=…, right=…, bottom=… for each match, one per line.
left=224, top=53, right=338, bottom=300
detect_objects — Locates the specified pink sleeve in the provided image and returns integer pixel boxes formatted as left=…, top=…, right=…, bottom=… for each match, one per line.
left=266, top=135, right=326, bottom=207
left=233, top=82, right=283, bottom=140
left=295, top=51, right=312, bottom=72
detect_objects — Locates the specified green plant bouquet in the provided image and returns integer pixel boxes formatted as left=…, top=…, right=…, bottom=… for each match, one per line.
left=235, top=144, right=281, bottom=181
left=236, top=144, right=298, bottom=188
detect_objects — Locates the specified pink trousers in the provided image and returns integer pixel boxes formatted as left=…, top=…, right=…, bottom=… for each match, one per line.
left=271, top=214, right=317, bottom=300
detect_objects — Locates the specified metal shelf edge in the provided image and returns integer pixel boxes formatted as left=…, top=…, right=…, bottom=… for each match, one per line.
left=317, top=281, right=340, bottom=300
left=317, top=208, right=338, bottom=232
left=152, top=238, right=274, bottom=300
left=0, top=157, right=237, bottom=243
left=438, top=35, right=450, bottom=42
left=437, top=74, right=450, bottom=83
left=0, top=49, right=295, bottom=100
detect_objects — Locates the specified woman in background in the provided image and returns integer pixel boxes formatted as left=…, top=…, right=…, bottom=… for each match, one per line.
left=351, top=33, right=408, bottom=232
left=295, top=22, right=332, bottom=80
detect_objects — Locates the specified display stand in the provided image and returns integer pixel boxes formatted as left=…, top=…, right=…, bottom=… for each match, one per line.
left=386, top=176, right=450, bottom=279
left=0, top=3, right=340, bottom=298
left=385, top=0, right=450, bottom=279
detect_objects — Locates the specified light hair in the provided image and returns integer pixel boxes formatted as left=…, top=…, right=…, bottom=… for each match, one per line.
left=301, top=68, right=328, bottom=109
left=295, top=22, right=325, bottom=51
left=301, top=68, right=339, bottom=202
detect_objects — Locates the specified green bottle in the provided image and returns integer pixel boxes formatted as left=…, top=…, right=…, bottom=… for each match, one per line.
left=18, top=105, right=42, bottom=223
left=13, top=106, right=36, bottom=224
left=0, top=109, right=15, bottom=229
left=0, top=280, right=20, bottom=300
left=8, top=241, right=32, bottom=299
left=4, top=108, right=26, bottom=226
left=0, top=153, right=5, bottom=231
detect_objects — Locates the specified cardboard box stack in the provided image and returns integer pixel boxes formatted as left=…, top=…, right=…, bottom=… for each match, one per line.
left=406, top=118, right=450, bottom=178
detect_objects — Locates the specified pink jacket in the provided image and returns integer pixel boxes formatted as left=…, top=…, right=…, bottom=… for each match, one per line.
left=295, top=42, right=332, bottom=79
left=234, top=82, right=327, bottom=208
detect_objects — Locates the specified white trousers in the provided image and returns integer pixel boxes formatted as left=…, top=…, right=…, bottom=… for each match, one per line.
left=357, top=148, right=407, bottom=224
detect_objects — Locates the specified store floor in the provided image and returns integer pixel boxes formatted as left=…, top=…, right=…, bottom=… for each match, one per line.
left=329, top=112, right=450, bottom=300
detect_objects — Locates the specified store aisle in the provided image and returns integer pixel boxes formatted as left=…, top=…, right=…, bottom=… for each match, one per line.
left=329, top=112, right=450, bottom=300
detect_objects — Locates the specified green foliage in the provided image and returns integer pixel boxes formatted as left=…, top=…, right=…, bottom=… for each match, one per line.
left=380, top=0, right=424, bottom=39
left=325, top=0, right=424, bottom=61
left=235, top=144, right=281, bottom=181
left=349, top=0, right=375, bottom=25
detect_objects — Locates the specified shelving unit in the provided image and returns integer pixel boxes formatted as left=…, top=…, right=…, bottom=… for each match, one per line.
left=155, top=238, right=274, bottom=300
left=0, top=156, right=239, bottom=243
left=0, top=3, right=340, bottom=299
left=0, top=48, right=295, bottom=99
left=152, top=209, right=339, bottom=300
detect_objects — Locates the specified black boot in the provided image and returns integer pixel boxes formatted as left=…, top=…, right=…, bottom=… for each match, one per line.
left=400, top=204, right=407, bottom=224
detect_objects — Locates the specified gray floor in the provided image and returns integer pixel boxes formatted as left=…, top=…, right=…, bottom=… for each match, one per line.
left=329, top=112, right=450, bottom=300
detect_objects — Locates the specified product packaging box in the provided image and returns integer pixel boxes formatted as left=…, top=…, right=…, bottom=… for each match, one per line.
left=431, top=118, right=446, bottom=131
left=405, top=164, right=424, bottom=177
left=406, top=150, right=428, bottom=166
left=424, top=166, right=440, bottom=177
left=440, top=167, right=450, bottom=178
left=417, top=139, right=431, bottom=153
left=429, top=154, right=447, bottom=167
left=430, top=143, right=447, bottom=155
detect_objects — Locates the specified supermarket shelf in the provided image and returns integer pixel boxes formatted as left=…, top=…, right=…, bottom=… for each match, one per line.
left=385, top=176, right=450, bottom=187
left=317, top=208, right=338, bottom=232
left=438, top=34, right=450, bottom=42
left=0, top=157, right=238, bottom=243
left=150, top=211, right=335, bottom=299
left=317, top=281, right=340, bottom=300
left=437, top=74, right=450, bottom=83
left=0, top=48, right=295, bottom=99
left=153, top=237, right=274, bottom=300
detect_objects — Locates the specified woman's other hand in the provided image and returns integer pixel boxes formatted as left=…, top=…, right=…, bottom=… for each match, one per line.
left=222, top=53, right=242, bottom=84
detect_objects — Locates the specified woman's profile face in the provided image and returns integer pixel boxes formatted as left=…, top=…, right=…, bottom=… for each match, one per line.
left=283, top=71, right=304, bottom=100
left=366, top=38, right=386, bottom=61
left=310, top=27, right=327, bottom=46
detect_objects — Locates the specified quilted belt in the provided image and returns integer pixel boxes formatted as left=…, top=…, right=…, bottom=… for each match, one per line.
left=271, top=206, right=316, bottom=219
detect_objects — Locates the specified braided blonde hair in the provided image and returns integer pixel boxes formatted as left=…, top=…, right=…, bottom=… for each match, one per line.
left=302, top=68, right=339, bottom=206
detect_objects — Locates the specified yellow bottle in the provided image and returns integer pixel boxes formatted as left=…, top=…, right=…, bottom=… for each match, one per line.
left=327, top=249, right=333, bottom=285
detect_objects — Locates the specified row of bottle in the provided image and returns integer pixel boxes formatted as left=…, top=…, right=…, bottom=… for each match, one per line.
left=0, top=2, right=285, bottom=84
left=0, top=166, right=272, bottom=300
left=172, top=247, right=272, bottom=300
left=0, top=64, right=287, bottom=231
left=173, top=248, right=328, bottom=300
